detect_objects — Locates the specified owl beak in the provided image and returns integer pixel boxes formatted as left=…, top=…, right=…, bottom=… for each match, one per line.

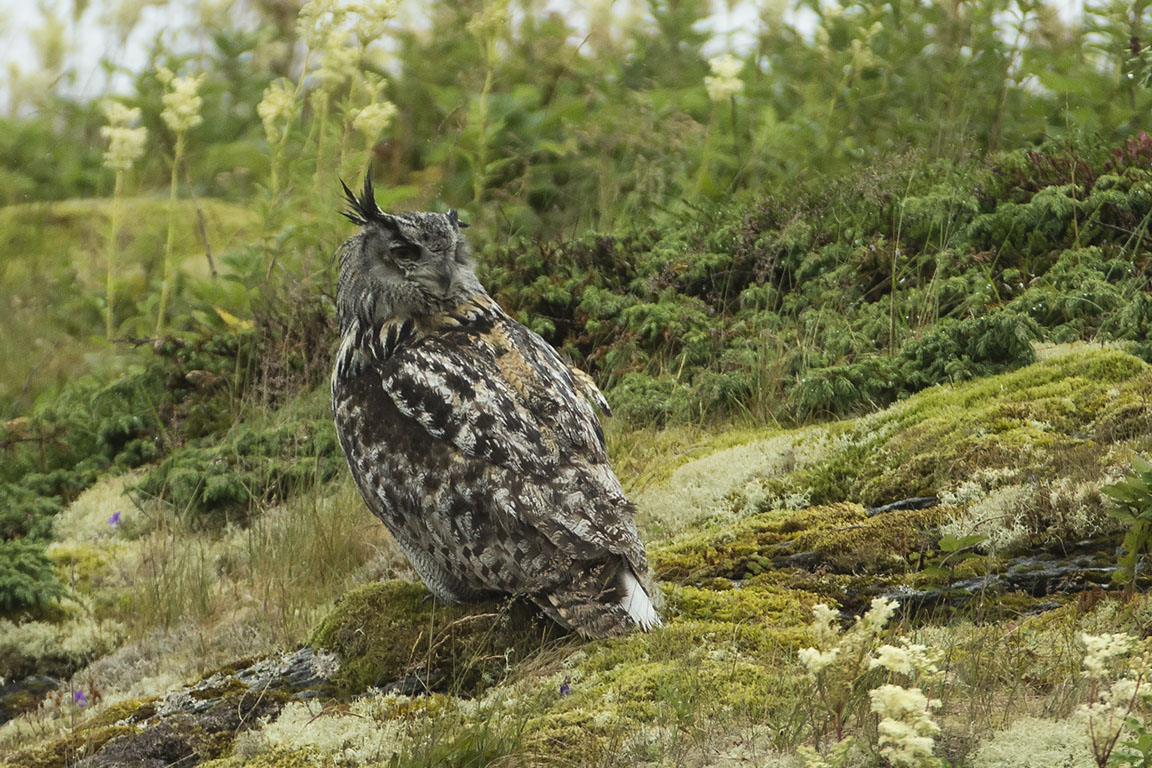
left=437, top=263, right=454, bottom=295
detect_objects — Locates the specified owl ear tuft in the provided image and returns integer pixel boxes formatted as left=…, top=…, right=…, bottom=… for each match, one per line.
left=339, top=174, right=395, bottom=229
left=447, top=209, right=470, bottom=229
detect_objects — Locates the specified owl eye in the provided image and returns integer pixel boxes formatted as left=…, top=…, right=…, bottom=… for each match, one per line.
left=391, top=243, right=421, bottom=261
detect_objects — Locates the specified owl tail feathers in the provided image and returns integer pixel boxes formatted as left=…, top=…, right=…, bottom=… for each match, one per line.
left=541, top=561, right=662, bottom=638
left=620, top=568, right=661, bottom=631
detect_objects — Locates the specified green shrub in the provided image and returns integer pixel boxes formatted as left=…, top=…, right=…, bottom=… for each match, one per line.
left=132, top=394, right=341, bottom=525
left=1102, top=457, right=1152, bottom=589
left=0, top=539, right=67, bottom=615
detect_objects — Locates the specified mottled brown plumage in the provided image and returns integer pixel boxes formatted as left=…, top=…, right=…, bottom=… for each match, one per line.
left=330, top=178, right=660, bottom=637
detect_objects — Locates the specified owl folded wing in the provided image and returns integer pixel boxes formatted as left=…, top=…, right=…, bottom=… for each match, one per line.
left=377, top=323, right=648, bottom=572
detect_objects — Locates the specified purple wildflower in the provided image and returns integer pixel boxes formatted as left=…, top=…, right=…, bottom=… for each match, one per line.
left=73, top=690, right=87, bottom=706
left=108, top=511, right=121, bottom=528
left=559, top=675, right=570, bottom=696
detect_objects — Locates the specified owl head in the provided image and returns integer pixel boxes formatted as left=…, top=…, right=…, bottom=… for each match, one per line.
left=335, top=176, right=482, bottom=331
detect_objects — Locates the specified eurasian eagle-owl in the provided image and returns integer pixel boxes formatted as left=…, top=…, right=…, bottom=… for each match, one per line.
left=330, top=178, right=660, bottom=637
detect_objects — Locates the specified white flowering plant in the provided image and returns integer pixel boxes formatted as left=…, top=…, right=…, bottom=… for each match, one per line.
left=100, top=101, right=147, bottom=172
left=704, top=53, right=744, bottom=103
left=798, top=597, right=944, bottom=767
left=1076, top=631, right=1152, bottom=768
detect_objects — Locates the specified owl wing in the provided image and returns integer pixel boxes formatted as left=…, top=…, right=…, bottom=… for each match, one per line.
left=377, top=312, right=646, bottom=572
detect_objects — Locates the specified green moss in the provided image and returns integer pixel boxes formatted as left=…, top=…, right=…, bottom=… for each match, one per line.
left=723, top=349, right=1150, bottom=516
left=310, top=580, right=564, bottom=697
left=651, top=501, right=941, bottom=585
left=46, top=542, right=116, bottom=595
left=663, top=577, right=816, bottom=625
left=0, top=724, right=133, bottom=768
left=85, top=698, right=157, bottom=728
left=508, top=617, right=808, bottom=762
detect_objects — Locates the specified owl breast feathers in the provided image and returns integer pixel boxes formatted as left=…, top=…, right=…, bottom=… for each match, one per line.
left=330, top=178, right=659, bottom=637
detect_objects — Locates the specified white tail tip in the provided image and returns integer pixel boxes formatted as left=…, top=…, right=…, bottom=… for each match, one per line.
left=621, top=569, right=661, bottom=631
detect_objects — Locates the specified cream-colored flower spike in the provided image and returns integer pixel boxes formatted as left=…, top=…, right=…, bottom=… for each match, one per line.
left=100, top=100, right=147, bottom=171
left=314, top=30, right=359, bottom=88
left=351, top=100, right=397, bottom=140
left=157, top=67, right=206, bottom=133
left=258, top=79, right=295, bottom=144
left=1080, top=632, right=1134, bottom=678
left=351, top=0, right=399, bottom=42
left=705, top=53, right=745, bottom=102
left=467, top=0, right=511, bottom=38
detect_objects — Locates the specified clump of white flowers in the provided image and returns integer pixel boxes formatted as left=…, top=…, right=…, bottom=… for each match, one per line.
left=352, top=101, right=397, bottom=141
left=1076, top=631, right=1152, bottom=768
left=871, top=640, right=940, bottom=678
left=297, top=0, right=399, bottom=83
left=257, top=78, right=295, bottom=145
left=297, top=0, right=399, bottom=50
left=798, top=597, right=943, bottom=767
left=156, top=67, right=206, bottom=133
left=466, top=0, right=510, bottom=40
left=799, top=646, right=841, bottom=674
left=100, top=101, right=147, bottom=171
left=870, top=684, right=942, bottom=767
left=704, top=53, right=744, bottom=102
left=1081, top=632, right=1134, bottom=679
left=313, top=30, right=359, bottom=89
left=153, top=66, right=205, bottom=334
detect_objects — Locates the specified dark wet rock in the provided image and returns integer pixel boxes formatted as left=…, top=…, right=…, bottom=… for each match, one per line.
left=885, top=539, right=1150, bottom=614
left=0, top=675, right=61, bottom=726
left=13, top=647, right=341, bottom=768
left=380, top=670, right=443, bottom=697
left=76, top=689, right=279, bottom=768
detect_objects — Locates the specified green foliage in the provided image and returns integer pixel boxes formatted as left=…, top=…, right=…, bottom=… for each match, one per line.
left=1102, top=457, right=1152, bottom=588
left=478, top=141, right=1150, bottom=424
left=131, top=395, right=341, bottom=525
left=0, top=111, right=105, bottom=205
left=0, top=539, right=67, bottom=615
left=1113, top=717, right=1152, bottom=768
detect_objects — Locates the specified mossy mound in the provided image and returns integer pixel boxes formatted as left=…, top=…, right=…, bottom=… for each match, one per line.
left=653, top=501, right=945, bottom=584
left=310, top=580, right=566, bottom=698
left=717, top=347, right=1150, bottom=552
left=634, top=347, right=1152, bottom=620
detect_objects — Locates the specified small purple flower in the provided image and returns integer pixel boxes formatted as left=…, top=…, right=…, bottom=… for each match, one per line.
left=559, top=675, right=570, bottom=696
left=73, top=690, right=87, bottom=706
left=108, top=511, right=121, bottom=528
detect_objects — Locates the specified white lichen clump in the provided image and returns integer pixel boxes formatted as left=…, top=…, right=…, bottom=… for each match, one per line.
left=243, top=692, right=418, bottom=765
left=970, top=717, right=1094, bottom=768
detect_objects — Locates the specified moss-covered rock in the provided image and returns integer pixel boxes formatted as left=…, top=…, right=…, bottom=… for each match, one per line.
left=310, top=580, right=565, bottom=698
